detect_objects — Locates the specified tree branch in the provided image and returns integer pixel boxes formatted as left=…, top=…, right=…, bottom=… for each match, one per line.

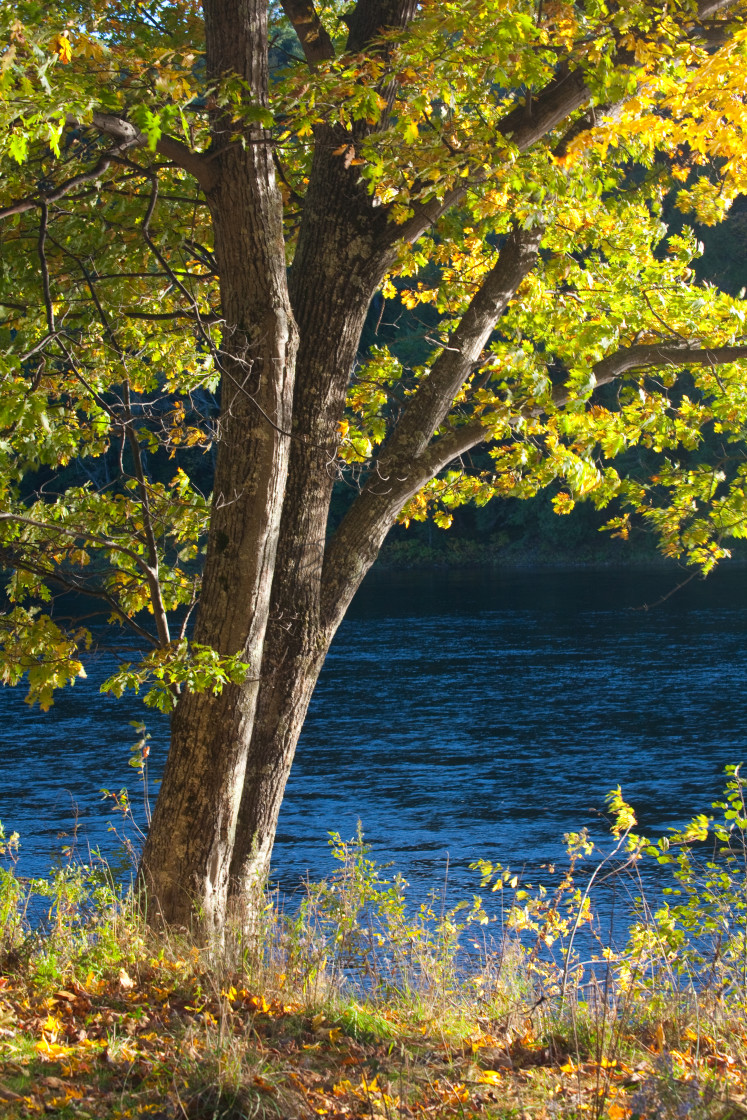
left=0, top=511, right=161, bottom=579
left=321, top=341, right=747, bottom=628
left=0, top=116, right=215, bottom=225
left=0, top=145, right=125, bottom=220
left=697, top=0, right=738, bottom=17
left=36, top=202, right=54, bottom=334
left=52, top=200, right=173, bottom=649
left=343, top=0, right=418, bottom=52
left=0, top=545, right=159, bottom=648
left=581, top=343, right=747, bottom=399
left=91, top=114, right=217, bottom=193
left=124, top=308, right=223, bottom=324
left=388, top=68, right=589, bottom=248
left=385, top=0, right=746, bottom=251
left=380, top=225, right=543, bottom=461
left=280, top=0, right=335, bottom=64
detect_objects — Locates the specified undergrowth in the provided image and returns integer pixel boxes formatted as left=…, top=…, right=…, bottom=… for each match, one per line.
left=2, top=771, right=747, bottom=1118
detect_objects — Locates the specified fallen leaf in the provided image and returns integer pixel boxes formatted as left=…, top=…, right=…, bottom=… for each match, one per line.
left=253, top=1074, right=277, bottom=1094
left=41, top=1076, right=72, bottom=1090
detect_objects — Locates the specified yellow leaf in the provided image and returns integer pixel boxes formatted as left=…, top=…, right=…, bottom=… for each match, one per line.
left=553, top=492, right=576, bottom=515
left=35, top=1039, right=69, bottom=1059
left=52, top=33, right=72, bottom=64
left=246, top=993, right=270, bottom=1013
left=479, top=1070, right=502, bottom=1085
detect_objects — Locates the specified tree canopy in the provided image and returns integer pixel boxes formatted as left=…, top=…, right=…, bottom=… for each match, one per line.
left=1, top=0, right=747, bottom=926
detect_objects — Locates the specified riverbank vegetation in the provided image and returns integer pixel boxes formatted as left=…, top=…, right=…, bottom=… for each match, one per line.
left=3, top=775, right=747, bottom=1119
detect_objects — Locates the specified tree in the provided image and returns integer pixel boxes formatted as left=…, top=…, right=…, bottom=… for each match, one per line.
left=1, top=0, right=747, bottom=930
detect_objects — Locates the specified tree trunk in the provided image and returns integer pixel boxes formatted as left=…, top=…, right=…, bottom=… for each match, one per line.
left=227, top=117, right=395, bottom=896
left=139, top=0, right=298, bottom=931
left=141, top=0, right=414, bottom=928
left=226, top=225, right=545, bottom=902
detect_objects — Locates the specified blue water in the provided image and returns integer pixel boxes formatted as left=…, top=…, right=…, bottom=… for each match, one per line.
left=2, top=565, right=746, bottom=916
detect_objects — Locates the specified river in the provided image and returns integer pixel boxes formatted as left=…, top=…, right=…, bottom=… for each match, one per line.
left=2, top=565, right=746, bottom=920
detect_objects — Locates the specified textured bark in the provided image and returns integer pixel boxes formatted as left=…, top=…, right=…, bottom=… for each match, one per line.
left=227, top=0, right=423, bottom=900
left=228, top=123, right=393, bottom=895
left=280, top=0, right=335, bottom=64
left=343, top=0, right=418, bottom=51
left=143, top=0, right=608, bottom=926
left=141, top=0, right=420, bottom=928
left=139, top=0, right=298, bottom=930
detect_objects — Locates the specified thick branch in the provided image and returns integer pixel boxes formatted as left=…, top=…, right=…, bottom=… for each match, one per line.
left=343, top=0, right=418, bottom=51
left=124, top=309, right=223, bottom=324
left=697, top=0, right=738, bottom=16
left=321, top=342, right=747, bottom=627
left=426, top=345, right=747, bottom=468
left=381, top=225, right=543, bottom=461
left=389, top=69, right=589, bottom=248
left=92, top=114, right=217, bottom=193
left=386, top=0, right=746, bottom=251
left=280, top=0, right=334, bottom=64
left=583, top=343, right=747, bottom=398
left=496, top=67, right=590, bottom=153
left=0, top=117, right=215, bottom=224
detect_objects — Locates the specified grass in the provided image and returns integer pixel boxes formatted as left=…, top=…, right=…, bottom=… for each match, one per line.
left=3, top=784, right=747, bottom=1118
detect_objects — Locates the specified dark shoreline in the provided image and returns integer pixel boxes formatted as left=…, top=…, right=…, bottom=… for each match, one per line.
left=373, top=540, right=747, bottom=573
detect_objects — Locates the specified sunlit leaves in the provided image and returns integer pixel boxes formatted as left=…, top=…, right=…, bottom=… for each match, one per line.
left=0, top=2, right=221, bottom=708
left=339, top=346, right=403, bottom=463
left=0, top=607, right=90, bottom=709
left=52, top=34, right=72, bottom=65
left=101, top=642, right=249, bottom=712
